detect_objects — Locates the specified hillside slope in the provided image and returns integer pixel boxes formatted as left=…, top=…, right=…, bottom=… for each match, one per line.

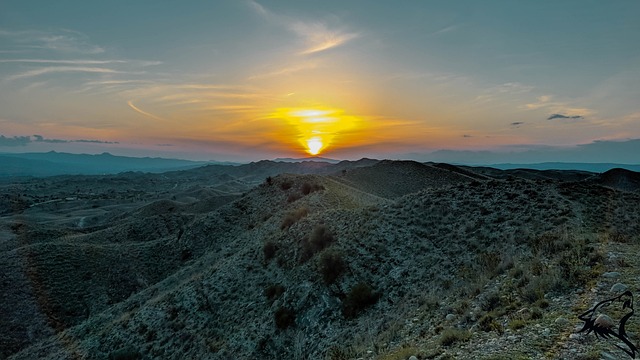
left=3, top=163, right=640, bottom=359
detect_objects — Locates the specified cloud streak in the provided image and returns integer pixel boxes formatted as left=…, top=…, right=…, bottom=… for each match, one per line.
left=0, top=134, right=118, bottom=147
left=248, top=1, right=359, bottom=55
left=6, top=66, right=121, bottom=81
left=127, top=100, right=165, bottom=121
left=547, top=114, right=584, bottom=120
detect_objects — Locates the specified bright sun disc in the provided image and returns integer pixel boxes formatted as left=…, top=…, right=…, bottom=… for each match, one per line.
left=307, top=137, right=323, bottom=155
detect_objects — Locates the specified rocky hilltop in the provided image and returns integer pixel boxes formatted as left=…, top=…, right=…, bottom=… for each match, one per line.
left=1, top=160, right=640, bottom=359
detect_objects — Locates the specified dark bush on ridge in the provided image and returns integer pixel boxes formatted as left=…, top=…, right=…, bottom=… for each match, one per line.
left=274, top=307, right=296, bottom=329
left=342, top=282, right=380, bottom=318
left=318, top=250, right=346, bottom=284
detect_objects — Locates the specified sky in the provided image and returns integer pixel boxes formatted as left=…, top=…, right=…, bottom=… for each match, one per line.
left=1, top=1, right=640, bottom=163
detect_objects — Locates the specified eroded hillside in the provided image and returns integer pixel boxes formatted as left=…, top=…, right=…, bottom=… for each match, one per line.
left=2, top=161, right=640, bottom=359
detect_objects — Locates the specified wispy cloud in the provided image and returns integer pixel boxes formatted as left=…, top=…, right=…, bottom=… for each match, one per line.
left=248, top=62, right=318, bottom=80
left=248, top=1, right=359, bottom=55
left=547, top=114, right=584, bottom=120
left=0, top=29, right=106, bottom=54
left=510, top=121, right=525, bottom=127
left=127, top=100, right=166, bottom=121
left=6, top=66, right=122, bottom=81
left=291, top=21, right=359, bottom=55
left=0, top=134, right=118, bottom=147
left=524, top=95, right=595, bottom=118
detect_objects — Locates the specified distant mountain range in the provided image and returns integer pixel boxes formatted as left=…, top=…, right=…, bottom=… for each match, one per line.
left=0, top=152, right=214, bottom=177
left=2, top=151, right=639, bottom=178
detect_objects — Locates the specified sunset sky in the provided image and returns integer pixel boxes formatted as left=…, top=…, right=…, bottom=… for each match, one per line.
left=1, top=1, right=639, bottom=163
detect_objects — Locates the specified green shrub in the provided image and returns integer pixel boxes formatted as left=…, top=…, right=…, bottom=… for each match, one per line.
left=274, top=307, right=296, bottom=329
left=439, top=328, right=470, bottom=346
left=318, top=250, right=346, bottom=284
left=508, top=319, right=526, bottom=330
left=342, top=282, right=380, bottom=318
left=264, top=284, right=285, bottom=301
left=108, top=346, right=141, bottom=360
left=300, top=224, right=335, bottom=262
left=263, top=241, right=277, bottom=261
left=280, top=180, right=293, bottom=190
left=281, top=207, right=309, bottom=230
left=478, top=313, right=502, bottom=333
left=301, top=182, right=324, bottom=195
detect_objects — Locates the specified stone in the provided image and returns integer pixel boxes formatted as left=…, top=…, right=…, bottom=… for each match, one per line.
left=603, top=271, right=621, bottom=278
left=446, top=313, right=456, bottom=321
left=610, top=283, right=628, bottom=293
left=409, top=357, right=418, bottom=360
left=555, top=317, right=570, bottom=326
left=542, top=328, right=550, bottom=336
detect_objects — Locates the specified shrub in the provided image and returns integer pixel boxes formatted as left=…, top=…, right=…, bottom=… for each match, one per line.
left=280, top=180, right=293, bottom=190
left=481, top=292, right=502, bottom=312
left=281, top=207, right=309, bottom=230
left=287, top=193, right=302, bottom=203
left=263, top=241, right=277, bottom=261
left=478, top=313, right=503, bottom=333
left=508, top=319, right=527, bottom=330
left=108, top=346, right=141, bottom=360
left=318, top=250, right=346, bottom=284
left=342, top=282, right=380, bottom=318
left=301, top=182, right=324, bottom=195
left=274, top=307, right=296, bottom=329
left=264, top=284, right=285, bottom=301
left=300, top=224, right=335, bottom=262
left=439, top=328, right=470, bottom=346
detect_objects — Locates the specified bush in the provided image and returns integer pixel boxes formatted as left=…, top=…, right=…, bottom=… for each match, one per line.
left=301, top=182, right=324, bottom=195
left=478, top=313, right=502, bottom=333
left=318, top=250, right=346, bottom=284
left=439, top=328, right=470, bottom=346
left=108, top=346, right=141, bottom=360
left=280, top=180, right=293, bottom=190
left=263, top=241, right=277, bottom=261
left=281, top=207, right=309, bottom=230
left=508, top=319, right=526, bottom=330
left=274, top=307, right=296, bottom=329
left=342, top=282, right=380, bottom=318
left=264, top=284, right=285, bottom=301
left=300, top=224, right=335, bottom=262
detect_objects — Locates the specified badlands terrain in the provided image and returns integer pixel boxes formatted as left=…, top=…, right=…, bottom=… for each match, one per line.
left=1, top=159, right=640, bottom=359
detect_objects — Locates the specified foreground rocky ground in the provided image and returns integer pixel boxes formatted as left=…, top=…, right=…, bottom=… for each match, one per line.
left=1, top=160, right=639, bottom=359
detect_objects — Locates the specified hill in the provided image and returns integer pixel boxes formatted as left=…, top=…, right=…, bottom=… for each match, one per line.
left=1, top=160, right=640, bottom=359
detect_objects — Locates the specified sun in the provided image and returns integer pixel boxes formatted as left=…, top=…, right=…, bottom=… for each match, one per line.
left=272, top=106, right=360, bottom=157
left=306, top=137, right=323, bottom=156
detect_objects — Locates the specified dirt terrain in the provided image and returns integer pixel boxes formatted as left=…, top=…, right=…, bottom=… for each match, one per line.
left=1, top=160, right=639, bottom=359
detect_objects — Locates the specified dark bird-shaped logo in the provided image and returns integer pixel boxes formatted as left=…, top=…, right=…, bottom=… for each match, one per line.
left=578, top=290, right=637, bottom=358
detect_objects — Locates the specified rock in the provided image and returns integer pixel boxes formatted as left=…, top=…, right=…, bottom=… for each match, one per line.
left=569, top=333, right=581, bottom=340
left=601, top=351, right=618, bottom=360
left=610, top=283, right=628, bottom=293
left=555, top=317, right=570, bottom=326
left=409, top=356, right=418, bottom=360
left=542, top=328, right=550, bottom=336
left=446, top=313, right=456, bottom=321
left=603, top=271, right=621, bottom=278
left=594, top=314, right=614, bottom=330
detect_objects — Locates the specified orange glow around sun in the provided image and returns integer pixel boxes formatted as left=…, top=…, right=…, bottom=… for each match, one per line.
left=272, top=107, right=359, bottom=156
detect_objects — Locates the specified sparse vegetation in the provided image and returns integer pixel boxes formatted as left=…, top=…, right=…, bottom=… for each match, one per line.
left=274, top=307, right=296, bottom=329
left=281, top=207, right=309, bottom=230
left=318, top=250, right=346, bottom=284
left=342, top=282, right=380, bottom=318
left=439, top=328, right=471, bottom=346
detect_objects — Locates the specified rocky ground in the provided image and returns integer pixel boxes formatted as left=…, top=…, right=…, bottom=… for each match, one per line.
left=1, top=160, right=639, bottom=359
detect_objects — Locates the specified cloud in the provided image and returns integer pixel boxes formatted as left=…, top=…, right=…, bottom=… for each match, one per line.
left=248, top=1, right=359, bottom=55
left=0, top=29, right=105, bottom=54
left=0, top=135, right=31, bottom=146
left=292, top=22, right=359, bottom=55
left=510, top=122, right=525, bottom=127
left=6, top=66, right=121, bottom=81
left=248, top=62, right=318, bottom=80
left=547, top=114, right=584, bottom=120
left=524, top=95, right=595, bottom=118
left=127, top=100, right=165, bottom=121
left=0, top=134, right=118, bottom=147
left=462, top=134, right=472, bottom=138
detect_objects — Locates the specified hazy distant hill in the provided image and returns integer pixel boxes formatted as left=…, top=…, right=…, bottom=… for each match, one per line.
left=0, top=152, right=213, bottom=177
left=490, top=162, right=640, bottom=173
